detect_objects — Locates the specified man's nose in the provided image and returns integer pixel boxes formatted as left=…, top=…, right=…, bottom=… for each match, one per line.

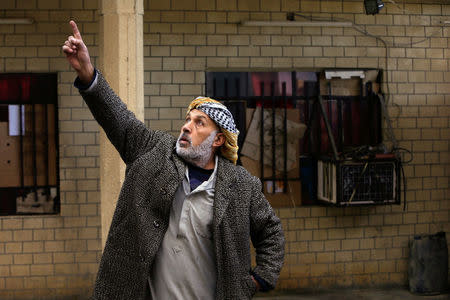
left=181, top=121, right=192, bottom=133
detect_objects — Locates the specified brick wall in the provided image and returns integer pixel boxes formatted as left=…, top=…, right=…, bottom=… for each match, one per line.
left=143, top=0, right=449, bottom=290
left=0, top=0, right=101, bottom=298
left=0, top=0, right=448, bottom=297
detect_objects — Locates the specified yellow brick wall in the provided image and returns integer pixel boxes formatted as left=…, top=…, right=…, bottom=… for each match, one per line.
left=143, top=0, right=450, bottom=290
left=0, top=0, right=101, bottom=298
left=0, top=0, right=448, bottom=298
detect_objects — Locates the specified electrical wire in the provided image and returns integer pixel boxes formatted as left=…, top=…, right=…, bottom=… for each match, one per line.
left=392, top=147, right=413, bottom=164
left=292, top=11, right=447, bottom=47
left=378, top=94, right=398, bottom=151
left=386, top=0, right=426, bottom=17
left=400, top=160, right=407, bottom=210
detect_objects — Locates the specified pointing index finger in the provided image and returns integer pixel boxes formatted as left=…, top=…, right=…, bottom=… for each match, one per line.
left=70, top=20, right=82, bottom=40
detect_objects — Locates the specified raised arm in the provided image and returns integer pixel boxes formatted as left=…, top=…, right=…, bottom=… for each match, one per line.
left=62, top=21, right=157, bottom=164
left=62, top=20, right=95, bottom=85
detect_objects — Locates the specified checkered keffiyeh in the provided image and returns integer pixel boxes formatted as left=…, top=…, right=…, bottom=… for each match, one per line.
left=196, top=102, right=239, bottom=135
left=187, top=97, right=239, bottom=164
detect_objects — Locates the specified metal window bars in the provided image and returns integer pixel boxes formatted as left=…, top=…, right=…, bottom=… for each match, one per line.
left=0, top=73, right=59, bottom=215
left=208, top=72, right=305, bottom=199
left=206, top=70, right=383, bottom=205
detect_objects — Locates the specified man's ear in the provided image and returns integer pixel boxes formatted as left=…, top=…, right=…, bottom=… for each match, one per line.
left=213, top=132, right=225, bottom=147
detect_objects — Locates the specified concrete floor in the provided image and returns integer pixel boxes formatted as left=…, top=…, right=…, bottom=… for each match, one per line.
left=255, top=288, right=450, bottom=299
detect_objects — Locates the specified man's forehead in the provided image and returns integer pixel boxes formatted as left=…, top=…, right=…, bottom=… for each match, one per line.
left=187, top=109, right=220, bottom=130
left=188, top=109, right=211, bottom=120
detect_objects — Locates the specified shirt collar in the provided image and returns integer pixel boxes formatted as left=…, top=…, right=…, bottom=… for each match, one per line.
left=184, top=155, right=218, bottom=193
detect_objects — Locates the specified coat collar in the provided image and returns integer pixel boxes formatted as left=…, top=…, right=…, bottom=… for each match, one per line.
left=213, top=156, right=238, bottom=229
left=171, top=150, right=186, bottom=183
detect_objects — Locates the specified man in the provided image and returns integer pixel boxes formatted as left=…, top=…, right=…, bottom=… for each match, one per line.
left=62, top=20, right=285, bottom=299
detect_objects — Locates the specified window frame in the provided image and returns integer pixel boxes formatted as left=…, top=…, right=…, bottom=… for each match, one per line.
left=0, top=73, right=60, bottom=215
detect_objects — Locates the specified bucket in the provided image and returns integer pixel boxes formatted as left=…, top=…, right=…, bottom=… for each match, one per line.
left=408, top=231, right=448, bottom=295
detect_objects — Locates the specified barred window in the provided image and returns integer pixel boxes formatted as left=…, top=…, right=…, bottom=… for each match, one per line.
left=0, top=74, right=59, bottom=215
left=206, top=70, right=385, bottom=207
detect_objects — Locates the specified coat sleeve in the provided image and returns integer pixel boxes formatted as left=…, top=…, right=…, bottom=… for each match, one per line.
left=78, top=70, right=161, bottom=165
left=249, top=176, right=285, bottom=290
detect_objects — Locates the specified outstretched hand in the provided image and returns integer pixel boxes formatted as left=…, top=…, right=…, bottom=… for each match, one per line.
left=62, top=20, right=94, bottom=85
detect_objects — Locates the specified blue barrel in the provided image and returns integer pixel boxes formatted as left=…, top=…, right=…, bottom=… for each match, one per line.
left=408, top=231, right=448, bottom=295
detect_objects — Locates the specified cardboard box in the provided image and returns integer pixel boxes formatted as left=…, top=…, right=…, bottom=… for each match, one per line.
left=241, top=156, right=301, bottom=208
left=320, top=77, right=361, bottom=96
left=240, top=107, right=305, bottom=208
left=320, top=70, right=380, bottom=97
left=0, top=104, right=57, bottom=188
left=16, top=187, right=57, bottom=214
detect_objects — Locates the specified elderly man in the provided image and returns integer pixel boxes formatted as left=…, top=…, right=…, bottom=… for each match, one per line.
left=63, top=20, right=285, bottom=299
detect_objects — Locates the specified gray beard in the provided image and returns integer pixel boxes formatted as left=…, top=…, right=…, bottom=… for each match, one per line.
left=176, top=130, right=217, bottom=168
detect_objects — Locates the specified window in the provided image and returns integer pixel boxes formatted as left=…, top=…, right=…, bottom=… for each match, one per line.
left=206, top=70, right=389, bottom=207
left=0, top=74, right=59, bottom=215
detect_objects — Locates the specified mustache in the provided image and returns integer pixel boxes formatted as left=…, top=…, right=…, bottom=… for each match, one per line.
left=178, top=132, right=192, bottom=144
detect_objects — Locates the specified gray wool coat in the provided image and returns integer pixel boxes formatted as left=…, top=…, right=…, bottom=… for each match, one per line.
left=79, top=72, right=285, bottom=299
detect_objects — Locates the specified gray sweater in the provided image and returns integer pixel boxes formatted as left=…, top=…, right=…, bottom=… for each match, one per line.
left=80, top=72, right=285, bottom=299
